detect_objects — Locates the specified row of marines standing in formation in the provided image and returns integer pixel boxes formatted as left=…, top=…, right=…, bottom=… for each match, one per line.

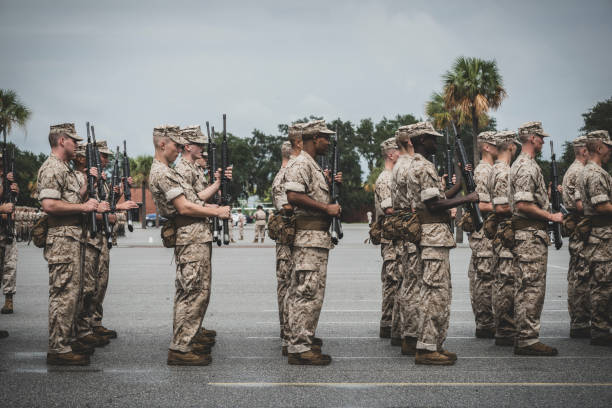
left=373, top=121, right=612, bottom=365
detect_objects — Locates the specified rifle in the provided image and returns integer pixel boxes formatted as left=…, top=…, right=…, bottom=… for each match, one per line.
left=220, top=114, right=231, bottom=245
left=107, top=146, right=121, bottom=249
left=443, top=129, right=455, bottom=231
left=549, top=140, right=568, bottom=250
left=90, top=125, right=112, bottom=242
left=1, top=144, right=16, bottom=243
left=455, top=132, right=484, bottom=232
left=122, top=140, right=134, bottom=232
left=330, top=129, right=343, bottom=244
left=85, top=122, right=98, bottom=237
left=208, top=125, right=221, bottom=246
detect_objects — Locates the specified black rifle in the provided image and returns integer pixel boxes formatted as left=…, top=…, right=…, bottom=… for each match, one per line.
left=430, top=154, right=438, bottom=173
left=91, top=125, right=111, bottom=242
left=445, top=129, right=454, bottom=190
left=1, top=144, right=16, bottom=243
left=220, top=114, right=231, bottom=245
left=107, top=147, right=121, bottom=249
left=330, top=129, right=343, bottom=244
left=85, top=122, right=98, bottom=237
left=455, top=134, right=484, bottom=231
left=122, top=140, right=134, bottom=232
left=549, top=140, right=568, bottom=250
left=208, top=125, right=221, bottom=246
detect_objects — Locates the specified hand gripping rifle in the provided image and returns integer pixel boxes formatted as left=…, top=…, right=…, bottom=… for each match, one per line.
left=85, top=122, right=98, bottom=237
left=122, top=141, right=134, bottom=232
left=444, top=129, right=455, bottom=231
left=2, top=145, right=16, bottom=243
left=207, top=124, right=222, bottom=246
left=549, top=140, right=568, bottom=250
left=455, top=132, right=484, bottom=232
left=220, top=114, right=231, bottom=245
left=107, top=146, right=121, bottom=249
left=90, top=125, right=112, bottom=242
left=330, top=129, right=343, bottom=244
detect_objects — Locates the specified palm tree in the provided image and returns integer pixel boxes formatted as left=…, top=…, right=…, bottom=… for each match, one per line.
left=443, top=57, right=507, bottom=163
left=0, top=89, right=31, bottom=144
left=425, top=92, right=457, bottom=131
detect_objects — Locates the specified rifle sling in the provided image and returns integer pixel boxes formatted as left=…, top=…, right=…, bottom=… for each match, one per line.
left=511, top=216, right=548, bottom=231
left=417, top=209, right=451, bottom=225
left=48, top=214, right=83, bottom=227
left=295, top=215, right=331, bottom=231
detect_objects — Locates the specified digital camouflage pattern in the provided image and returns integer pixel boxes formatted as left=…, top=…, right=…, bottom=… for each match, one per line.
left=488, top=160, right=516, bottom=339
left=171, top=242, right=212, bottom=352
left=272, top=166, right=289, bottom=211
left=579, top=160, right=612, bottom=339
left=390, top=239, right=405, bottom=339
left=254, top=209, right=267, bottom=241
left=510, top=152, right=550, bottom=347
left=174, top=157, right=212, bottom=244
left=375, top=168, right=398, bottom=329
left=92, top=242, right=110, bottom=328
left=149, top=158, right=184, bottom=219
left=0, top=239, right=17, bottom=295
left=407, top=154, right=454, bottom=351
left=37, top=153, right=86, bottom=354
left=286, top=246, right=328, bottom=354
left=468, top=162, right=495, bottom=331
left=562, top=160, right=591, bottom=330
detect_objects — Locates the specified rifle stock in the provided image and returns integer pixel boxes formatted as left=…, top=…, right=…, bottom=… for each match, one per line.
left=549, top=140, right=568, bottom=250
left=91, top=125, right=112, bottom=243
left=455, top=134, right=484, bottom=231
left=330, top=129, right=343, bottom=244
left=208, top=125, right=221, bottom=246
left=122, top=140, right=134, bottom=232
left=86, top=122, right=98, bottom=237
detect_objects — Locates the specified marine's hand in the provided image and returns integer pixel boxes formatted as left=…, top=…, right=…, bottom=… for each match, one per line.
left=334, top=172, right=343, bottom=184
left=117, top=200, right=139, bottom=211
left=465, top=191, right=479, bottom=203
left=97, top=201, right=110, bottom=213
left=549, top=212, right=563, bottom=223
left=326, top=203, right=341, bottom=217
left=82, top=198, right=99, bottom=213
left=88, top=167, right=98, bottom=179
left=216, top=206, right=231, bottom=219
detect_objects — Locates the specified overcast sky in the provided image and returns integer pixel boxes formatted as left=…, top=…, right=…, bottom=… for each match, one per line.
left=1, top=0, right=611, bottom=159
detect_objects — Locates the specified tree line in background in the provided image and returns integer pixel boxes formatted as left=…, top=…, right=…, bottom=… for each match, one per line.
left=2, top=63, right=612, bottom=221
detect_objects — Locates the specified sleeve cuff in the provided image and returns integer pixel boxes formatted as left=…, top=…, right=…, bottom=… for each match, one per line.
left=478, top=193, right=491, bottom=203
left=421, top=187, right=440, bottom=202
left=571, top=191, right=582, bottom=202
left=276, top=197, right=289, bottom=209
left=285, top=181, right=306, bottom=193
left=165, top=187, right=184, bottom=201
left=513, top=192, right=534, bottom=202
left=380, top=198, right=392, bottom=209
left=38, top=188, right=61, bottom=200
left=493, top=197, right=509, bottom=205
left=591, top=194, right=610, bottom=205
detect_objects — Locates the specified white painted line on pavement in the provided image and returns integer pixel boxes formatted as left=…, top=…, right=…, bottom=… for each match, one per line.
left=263, top=309, right=569, bottom=313
left=548, top=264, right=568, bottom=270
left=225, top=356, right=612, bottom=360
left=245, top=336, right=569, bottom=340
left=209, top=381, right=612, bottom=387
left=256, top=321, right=570, bottom=325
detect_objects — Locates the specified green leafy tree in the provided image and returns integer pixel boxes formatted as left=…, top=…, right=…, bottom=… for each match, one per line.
left=581, top=96, right=612, bottom=135
left=443, top=56, right=507, bottom=163
left=130, top=155, right=153, bottom=187
left=0, top=89, right=31, bottom=144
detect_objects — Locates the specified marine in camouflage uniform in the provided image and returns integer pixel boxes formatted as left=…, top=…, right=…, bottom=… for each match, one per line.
left=375, top=137, right=400, bottom=339
left=271, top=141, right=294, bottom=353
left=253, top=206, right=267, bottom=243
left=390, top=127, right=421, bottom=355
left=510, top=121, right=562, bottom=356
left=284, top=120, right=339, bottom=365
left=0, top=152, right=17, bottom=315
left=38, top=123, right=101, bottom=365
left=149, top=125, right=229, bottom=365
left=578, top=130, right=612, bottom=346
left=467, top=131, right=497, bottom=338
left=487, top=131, right=520, bottom=345
left=562, top=135, right=591, bottom=338
left=406, top=122, right=478, bottom=365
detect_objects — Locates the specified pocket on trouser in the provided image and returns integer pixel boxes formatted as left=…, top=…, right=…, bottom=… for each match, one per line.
left=517, top=259, right=546, bottom=286
left=174, top=244, right=209, bottom=293
left=475, top=257, right=494, bottom=280
left=592, top=262, right=612, bottom=285
left=45, top=236, right=80, bottom=291
left=294, top=264, right=319, bottom=300
left=420, top=247, right=449, bottom=289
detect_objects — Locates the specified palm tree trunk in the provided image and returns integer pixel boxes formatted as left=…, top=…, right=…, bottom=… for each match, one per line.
left=471, top=106, right=479, bottom=165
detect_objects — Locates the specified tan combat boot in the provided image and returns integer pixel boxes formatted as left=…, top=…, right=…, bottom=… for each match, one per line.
left=1, top=294, right=13, bottom=314
left=167, top=350, right=211, bottom=366
left=78, top=334, right=110, bottom=348
left=475, top=328, right=495, bottom=339
left=199, top=327, right=217, bottom=337
left=191, top=342, right=212, bottom=355
left=437, top=348, right=457, bottom=362
left=379, top=326, right=391, bottom=339
left=193, top=331, right=216, bottom=346
left=415, top=350, right=455, bottom=365
left=311, top=336, right=323, bottom=346
left=47, top=352, right=90, bottom=366
left=93, top=326, right=117, bottom=339
left=71, top=340, right=95, bottom=355
left=288, top=350, right=332, bottom=366
left=401, top=337, right=417, bottom=356
left=514, top=342, right=558, bottom=356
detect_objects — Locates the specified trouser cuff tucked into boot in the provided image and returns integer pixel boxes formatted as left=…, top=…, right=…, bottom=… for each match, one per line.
left=517, top=337, right=539, bottom=348
left=416, top=341, right=437, bottom=352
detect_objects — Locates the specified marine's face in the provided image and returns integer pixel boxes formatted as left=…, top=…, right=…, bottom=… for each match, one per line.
left=63, top=136, right=77, bottom=159
left=532, top=134, right=544, bottom=153
left=601, top=143, right=612, bottom=164
left=100, top=153, right=110, bottom=166
left=422, top=135, right=437, bottom=155
left=389, top=149, right=400, bottom=163
left=188, top=143, right=204, bottom=159
left=314, top=134, right=331, bottom=155
left=166, top=139, right=183, bottom=162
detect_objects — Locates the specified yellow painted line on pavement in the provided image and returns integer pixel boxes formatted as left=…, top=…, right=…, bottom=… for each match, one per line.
left=209, top=381, right=612, bottom=387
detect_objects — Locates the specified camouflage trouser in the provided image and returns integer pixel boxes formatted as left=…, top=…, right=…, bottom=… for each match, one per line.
left=380, top=242, right=399, bottom=329
left=92, top=242, right=110, bottom=327
left=417, top=247, right=451, bottom=351
left=586, top=237, right=612, bottom=339
left=276, top=243, right=292, bottom=346
left=511, top=232, right=548, bottom=348
left=286, top=246, right=329, bottom=354
left=492, top=254, right=516, bottom=339
left=170, top=242, right=212, bottom=352
left=468, top=254, right=495, bottom=330
left=568, top=236, right=590, bottom=330
left=239, top=224, right=244, bottom=240
left=390, top=240, right=405, bottom=339
left=254, top=224, right=266, bottom=241
left=45, top=236, right=84, bottom=354
left=76, top=243, right=101, bottom=338
left=397, top=246, right=422, bottom=338
left=0, top=239, right=17, bottom=295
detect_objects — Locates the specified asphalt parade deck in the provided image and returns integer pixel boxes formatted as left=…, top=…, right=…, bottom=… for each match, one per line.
left=1, top=224, right=610, bottom=407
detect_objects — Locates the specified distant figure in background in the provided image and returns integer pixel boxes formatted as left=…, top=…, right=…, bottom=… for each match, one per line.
left=253, top=205, right=267, bottom=243
left=237, top=208, right=245, bottom=240
left=367, top=211, right=373, bottom=225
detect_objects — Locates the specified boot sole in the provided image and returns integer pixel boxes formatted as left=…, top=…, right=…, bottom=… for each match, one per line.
left=288, top=358, right=331, bottom=366
left=167, top=359, right=212, bottom=366
left=1, top=310, right=13, bottom=314
left=47, top=358, right=90, bottom=366
left=514, top=349, right=558, bottom=356
left=415, top=359, right=455, bottom=366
